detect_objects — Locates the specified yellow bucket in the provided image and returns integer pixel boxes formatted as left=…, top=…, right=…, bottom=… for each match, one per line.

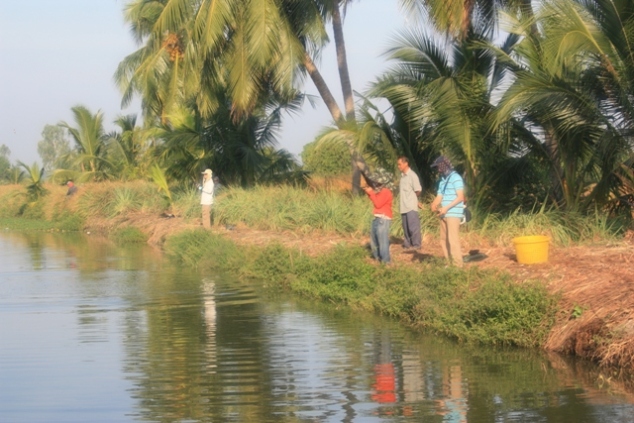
left=512, top=235, right=550, bottom=264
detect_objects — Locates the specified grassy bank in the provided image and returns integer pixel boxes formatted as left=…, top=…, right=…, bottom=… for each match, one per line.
left=1, top=180, right=630, bottom=352
left=164, top=229, right=558, bottom=348
left=1, top=181, right=628, bottom=245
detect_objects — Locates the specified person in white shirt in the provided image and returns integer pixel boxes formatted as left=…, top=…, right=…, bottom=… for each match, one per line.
left=200, top=169, right=215, bottom=228
left=397, top=156, right=422, bottom=250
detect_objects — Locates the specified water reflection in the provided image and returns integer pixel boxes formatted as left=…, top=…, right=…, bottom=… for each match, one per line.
left=1, top=231, right=634, bottom=423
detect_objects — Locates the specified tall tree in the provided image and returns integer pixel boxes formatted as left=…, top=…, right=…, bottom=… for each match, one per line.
left=116, top=0, right=372, bottom=190
left=400, top=0, right=537, bottom=40
left=0, top=144, right=12, bottom=182
left=37, top=125, right=71, bottom=172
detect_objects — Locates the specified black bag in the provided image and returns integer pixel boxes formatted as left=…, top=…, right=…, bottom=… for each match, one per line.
left=462, top=206, right=472, bottom=224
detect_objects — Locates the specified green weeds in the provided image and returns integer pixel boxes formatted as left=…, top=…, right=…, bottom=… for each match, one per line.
left=111, top=227, right=148, bottom=245
left=166, top=230, right=558, bottom=348
left=1, top=182, right=630, bottom=245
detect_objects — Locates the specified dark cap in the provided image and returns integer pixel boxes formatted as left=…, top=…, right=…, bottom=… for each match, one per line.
left=368, top=168, right=395, bottom=190
left=431, top=155, right=452, bottom=168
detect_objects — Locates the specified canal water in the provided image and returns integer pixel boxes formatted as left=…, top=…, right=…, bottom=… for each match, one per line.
left=1, top=231, right=633, bottom=423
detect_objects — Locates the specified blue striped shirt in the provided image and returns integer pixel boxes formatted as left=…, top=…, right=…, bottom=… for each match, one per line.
left=437, top=172, right=464, bottom=218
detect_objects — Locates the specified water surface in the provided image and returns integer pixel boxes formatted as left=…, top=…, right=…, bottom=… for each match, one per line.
left=1, top=231, right=633, bottom=422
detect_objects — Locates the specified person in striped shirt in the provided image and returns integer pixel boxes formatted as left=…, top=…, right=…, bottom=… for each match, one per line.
left=430, top=156, right=465, bottom=267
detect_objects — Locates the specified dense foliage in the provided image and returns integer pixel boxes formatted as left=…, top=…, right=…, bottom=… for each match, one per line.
left=2, top=0, right=632, bottom=221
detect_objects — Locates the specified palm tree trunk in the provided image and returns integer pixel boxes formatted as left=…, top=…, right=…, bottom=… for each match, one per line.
left=544, top=125, right=564, bottom=206
left=331, top=0, right=362, bottom=193
left=331, top=0, right=355, bottom=123
left=519, top=0, right=539, bottom=37
left=461, top=0, right=475, bottom=40
left=302, top=52, right=345, bottom=127
left=302, top=51, right=369, bottom=193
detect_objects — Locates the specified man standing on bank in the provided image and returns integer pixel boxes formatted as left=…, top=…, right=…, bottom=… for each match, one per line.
left=363, top=169, right=394, bottom=264
left=430, top=156, right=464, bottom=267
left=397, top=156, right=422, bottom=250
left=200, top=169, right=215, bottom=229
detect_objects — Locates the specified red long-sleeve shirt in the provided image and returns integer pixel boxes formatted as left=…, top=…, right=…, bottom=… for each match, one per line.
left=365, top=188, right=393, bottom=219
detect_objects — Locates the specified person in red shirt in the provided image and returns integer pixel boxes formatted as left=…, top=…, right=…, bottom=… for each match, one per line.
left=363, top=169, right=394, bottom=264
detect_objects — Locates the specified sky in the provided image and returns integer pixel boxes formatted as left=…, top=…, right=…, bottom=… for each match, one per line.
left=0, top=0, right=407, bottom=165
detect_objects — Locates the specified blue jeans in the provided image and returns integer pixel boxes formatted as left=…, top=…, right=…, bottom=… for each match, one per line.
left=371, top=218, right=391, bottom=263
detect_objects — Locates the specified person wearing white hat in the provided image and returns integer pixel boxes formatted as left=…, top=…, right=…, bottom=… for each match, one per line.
left=200, top=169, right=215, bottom=228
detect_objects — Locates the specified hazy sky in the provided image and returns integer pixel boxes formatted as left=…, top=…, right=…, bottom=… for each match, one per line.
left=0, top=0, right=407, bottom=165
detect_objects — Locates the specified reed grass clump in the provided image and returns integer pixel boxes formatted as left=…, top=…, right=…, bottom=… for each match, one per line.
left=74, top=181, right=167, bottom=219
left=4, top=181, right=630, bottom=246
left=0, top=186, right=26, bottom=218
left=213, top=185, right=373, bottom=234
left=469, top=208, right=627, bottom=245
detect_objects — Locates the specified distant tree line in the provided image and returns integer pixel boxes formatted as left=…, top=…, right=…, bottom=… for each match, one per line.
left=2, top=0, right=632, bottom=217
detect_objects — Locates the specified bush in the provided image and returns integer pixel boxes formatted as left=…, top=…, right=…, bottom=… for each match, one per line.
left=301, top=139, right=351, bottom=176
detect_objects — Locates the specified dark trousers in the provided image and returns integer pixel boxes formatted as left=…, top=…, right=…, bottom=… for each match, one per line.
left=401, top=210, right=421, bottom=248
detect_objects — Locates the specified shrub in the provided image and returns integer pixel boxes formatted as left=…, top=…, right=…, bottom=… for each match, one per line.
left=301, top=139, right=351, bottom=176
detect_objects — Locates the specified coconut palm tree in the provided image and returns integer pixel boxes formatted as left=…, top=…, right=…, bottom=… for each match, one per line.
left=106, top=114, right=150, bottom=180
left=400, top=0, right=538, bottom=40
left=368, top=24, right=516, bottom=203
left=156, top=90, right=306, bottom=187
left=492, top=0, right=634, bottom=210
left=116, top=0, right=373, bottom=190
left=58, top=106, right=114, bottom=181
left=17, top=161, right=46, bottom=199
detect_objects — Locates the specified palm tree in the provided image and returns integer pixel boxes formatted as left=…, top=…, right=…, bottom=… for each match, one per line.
left=17, top=161, right=46, bottom=199
left=116, top=0, right=373, bottom=190
left=58, top=105, right=114, bottom=181
left=492, top=0, right=634, bottom=210
left=368, top=25, right=515, bottom=204
left=157, top=90, right=306, bottom=187
left=400, top=0, right=538, bottom=40
left=106, top=114, right=149, bottom=180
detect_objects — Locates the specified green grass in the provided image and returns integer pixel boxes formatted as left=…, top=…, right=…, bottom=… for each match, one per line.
left=0, top=218, right=57, bottom=231
left=110, top=227, right=148, bottom=245
left=165, top=229, right=558, bottom=348
left=1, top=182, right=629, bottom=246
left=472, top=208, right=627, bottom=245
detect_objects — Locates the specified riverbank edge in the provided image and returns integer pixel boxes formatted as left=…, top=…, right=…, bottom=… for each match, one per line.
left=161, top=227, right=557, bottom=347
left=1, top=182, right=632, bottom=385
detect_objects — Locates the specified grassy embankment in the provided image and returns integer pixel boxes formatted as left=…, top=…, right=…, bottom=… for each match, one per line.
left=0, top=181, right=628, bottom=349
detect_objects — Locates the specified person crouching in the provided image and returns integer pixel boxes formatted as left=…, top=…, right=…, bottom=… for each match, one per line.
left=363, top=170, right=394, bottom=264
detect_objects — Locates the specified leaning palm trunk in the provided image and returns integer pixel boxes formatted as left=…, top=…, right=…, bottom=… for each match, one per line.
left=332, top=0, right=355, bottom=122
left=331, top=0, right=363, bottom=193
left=302, top=52, right=345, bottom=127
left=302, top=52, right=369, bottom=193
